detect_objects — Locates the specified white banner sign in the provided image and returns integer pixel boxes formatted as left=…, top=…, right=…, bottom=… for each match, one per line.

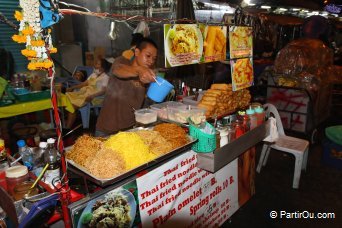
left=136, top=151, right=239, bottom=227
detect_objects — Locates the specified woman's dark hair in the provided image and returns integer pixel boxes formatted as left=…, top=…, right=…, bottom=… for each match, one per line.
left=78, top=70, right=87, bottom=81
left=100, top=58, right=112, bottom=73
left=136, top=37, right=158, bottom=50
left=131, top=33, right=144, bottom=46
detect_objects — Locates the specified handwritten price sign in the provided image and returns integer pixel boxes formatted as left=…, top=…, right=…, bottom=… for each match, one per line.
left=136, top=151, right=239, bottom=227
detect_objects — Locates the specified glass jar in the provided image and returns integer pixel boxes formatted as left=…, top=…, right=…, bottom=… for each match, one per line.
left=13, top=181, right=38, bottom=201
left=5, top=165, right=29, bottom=197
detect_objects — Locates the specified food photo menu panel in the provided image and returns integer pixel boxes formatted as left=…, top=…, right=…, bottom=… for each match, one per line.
left=164, top=24, right=227, bottom=67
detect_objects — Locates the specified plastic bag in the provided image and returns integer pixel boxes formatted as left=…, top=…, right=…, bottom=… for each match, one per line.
left=133, top=21, right=150, bottom=37
left=274, top=38, right=333, bottom=78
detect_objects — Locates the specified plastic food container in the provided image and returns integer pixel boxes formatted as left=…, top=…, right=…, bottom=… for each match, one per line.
left=13, top=180, right=39, bottom=201
left=182, top=91, right=205, bottom=106
left=134, top=108, right=157, bottom=125
left=167, top=105, right=206, bottom=124
left=150, top=101, right=186, bottom=119
left=6, top=165, right=29, bottom=197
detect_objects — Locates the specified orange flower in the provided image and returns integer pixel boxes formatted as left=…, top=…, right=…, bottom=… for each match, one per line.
left=43, top=60, right=53, bottom=68
left=31, top=40, right=45, bottom=46
left=21, top=49, right=37, bottom=58
left=14, top=11, right=23, bottom=21
left=12, top=34, right=26, bottom=43
left=22, top=26, right=34, bottom=36
left=28, top=62, right=37, bottom=71
left=49, top=47, right=57, bottom=53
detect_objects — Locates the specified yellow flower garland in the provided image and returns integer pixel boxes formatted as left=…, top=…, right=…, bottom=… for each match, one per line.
left=12, top=6, right=58, bottom=71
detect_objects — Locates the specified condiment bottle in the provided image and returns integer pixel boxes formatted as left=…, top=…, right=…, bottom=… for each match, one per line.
left=5, top=165, right=29, bottom=197
left=254, top=106, right=266, bottom=126
left=246, top=106, right=257, bottom=129
left=217, top=127, right=229, bottom=147
left=0, top=162, right=9, bottom=191
left=226, top=124, right=236, bottom=143
left=234, top=120, right=245, bottom=138
left=43, top=138, right=60, bottom=188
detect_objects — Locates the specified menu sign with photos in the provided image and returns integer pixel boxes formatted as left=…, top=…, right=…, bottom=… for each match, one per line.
left=164, top=24, right=227, bottom=67
left=202, top=25, right=227, bottom=63
left=230, top=58, right=254, bottom=91
left=164, top=24, right=203, bottom=67
left=229, top=26, right=253, bottom=59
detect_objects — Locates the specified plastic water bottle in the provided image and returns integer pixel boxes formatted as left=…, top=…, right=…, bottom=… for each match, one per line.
left=17, top=140, right=33, bottom=171
left=32, top=142, right=47, bottom=176
left=43, top=138, right=60, bottom=188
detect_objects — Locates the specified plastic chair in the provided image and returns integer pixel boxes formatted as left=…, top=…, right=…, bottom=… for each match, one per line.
left=79, top=97, right=103, bottom=129
left=256, top=103, right=309, bottom=189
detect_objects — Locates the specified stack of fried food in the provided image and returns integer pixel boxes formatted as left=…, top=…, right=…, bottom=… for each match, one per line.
left=197, top=83, right=251, bottom=117
left=66, top=123, right=189, bottom=179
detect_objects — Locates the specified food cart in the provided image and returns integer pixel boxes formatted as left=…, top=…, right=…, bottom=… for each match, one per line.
left=65, top=120, right=270, bottom=227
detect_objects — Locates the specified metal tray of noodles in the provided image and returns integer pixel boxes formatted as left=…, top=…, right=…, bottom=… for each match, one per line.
left=66, top=131, right=196, bottom=187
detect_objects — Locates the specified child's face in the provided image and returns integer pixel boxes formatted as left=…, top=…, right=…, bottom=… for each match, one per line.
left=74, top=71, right=84, bottom=81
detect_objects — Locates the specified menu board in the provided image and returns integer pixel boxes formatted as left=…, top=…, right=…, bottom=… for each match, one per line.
left=229, top=26, right=253, bottom=59
left=164, top=24, right=227, bottom=67
left=202, top=26, right=227, bottom=63
left=164, top=24, right=203, bottom=67
left=230, top=57, right=254, bottom=91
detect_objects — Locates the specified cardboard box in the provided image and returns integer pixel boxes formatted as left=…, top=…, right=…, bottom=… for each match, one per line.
left=94, top=47, right=105, bottom=62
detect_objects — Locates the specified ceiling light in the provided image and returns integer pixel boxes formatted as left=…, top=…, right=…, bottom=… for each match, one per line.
left=248, top=3, right=256, bottom=6
left=261, top=5, right=271, bottom=9
left=243, top=0, right=251, bottom=4
left=279, top=8, right=288, bottom=11
left=292, top=8, right=300, bottom=11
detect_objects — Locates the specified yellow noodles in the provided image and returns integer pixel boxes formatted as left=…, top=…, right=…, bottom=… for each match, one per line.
left=104, top=132, right=157, bottom=170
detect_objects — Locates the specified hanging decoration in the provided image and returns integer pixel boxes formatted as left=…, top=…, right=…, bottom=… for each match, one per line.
left=11, top=0, right=58, bottom=71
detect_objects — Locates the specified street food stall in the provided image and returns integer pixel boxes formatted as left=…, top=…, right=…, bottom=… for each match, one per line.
left=0, top=0, right=339, bottom=227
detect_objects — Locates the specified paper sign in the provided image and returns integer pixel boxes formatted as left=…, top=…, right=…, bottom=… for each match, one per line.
left=229, top=26, right=253, bottom=59
left=136, top=151, right=239, bottom=227
left=230, top=57, right=254, bottom=91
left=164, top=24, right=203, bottom=67
left=202, top=25, right=227, bottom=63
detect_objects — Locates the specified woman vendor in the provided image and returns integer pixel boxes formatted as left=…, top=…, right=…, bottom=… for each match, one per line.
left=95, top=38, right=158, bottom=136
left=65, top=58, right=111, bottom=129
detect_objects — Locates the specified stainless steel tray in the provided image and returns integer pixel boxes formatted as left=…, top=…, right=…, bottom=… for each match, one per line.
left=66, top=134, right=196, bottom=187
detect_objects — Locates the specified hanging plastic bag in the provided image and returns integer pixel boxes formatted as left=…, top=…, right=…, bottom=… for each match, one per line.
left=39, top=0, right=63, bottom=28
left=133, top=21, right=150, bottom=37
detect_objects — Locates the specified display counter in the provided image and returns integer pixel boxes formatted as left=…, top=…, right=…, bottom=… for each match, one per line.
left=67, top=120, right=270, bottom=227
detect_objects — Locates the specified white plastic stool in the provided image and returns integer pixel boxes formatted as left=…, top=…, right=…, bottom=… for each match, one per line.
left=257, top=103, right=310, bottom=189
